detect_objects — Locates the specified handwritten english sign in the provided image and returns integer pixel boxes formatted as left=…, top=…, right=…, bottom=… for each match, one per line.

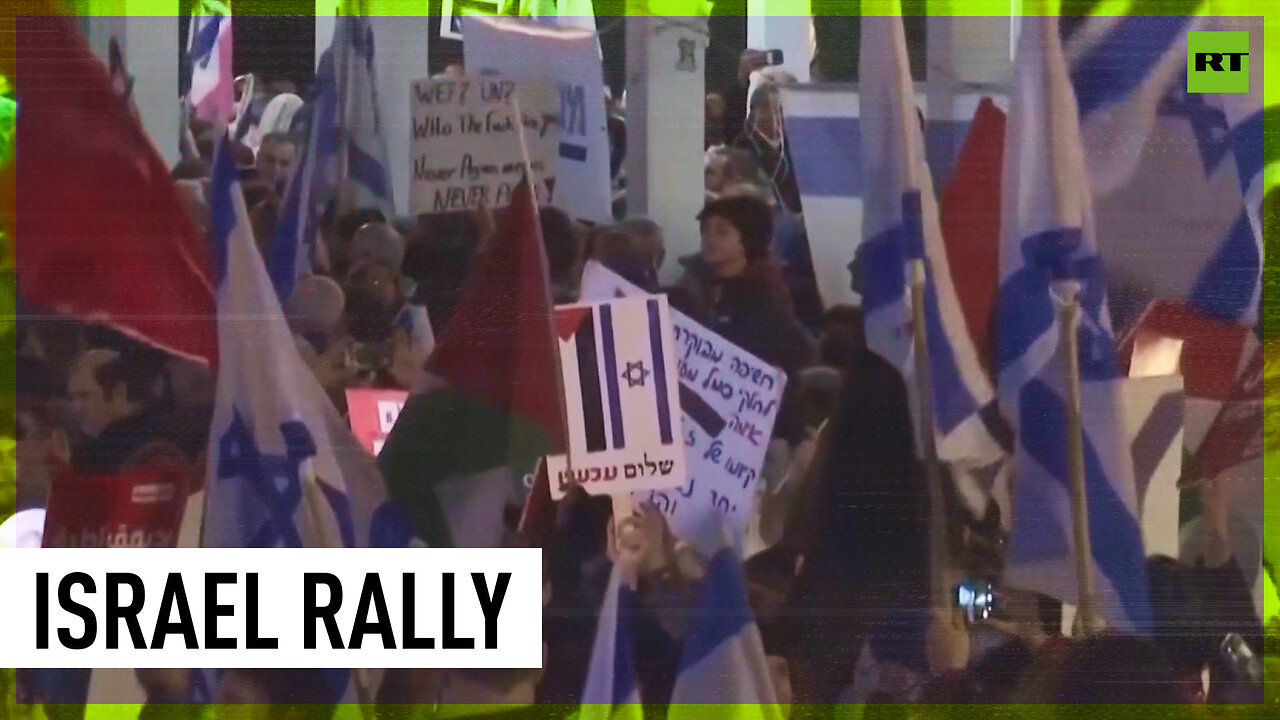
left=346, top=388, right=409, bottom=456
left=410, top=76, right=560, bottom=215
left=578, top=262, right=787, bottom=540
left=547, top=296, right=686, bottom=499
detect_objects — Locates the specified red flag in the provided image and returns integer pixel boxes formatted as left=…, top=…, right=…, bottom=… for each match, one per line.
left=939, top=97, right=1006, bottom=374
left=1117, top=299, right=1252, bottom=401
left=1195, top=343, right=1263, bottom=479
left=16, top=13, right=217, bottom=365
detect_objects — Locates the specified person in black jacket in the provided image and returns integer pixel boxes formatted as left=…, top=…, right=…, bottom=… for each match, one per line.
left=673, top=195, right=816, bottom=446
left=784, top=345, right=933, bottom=709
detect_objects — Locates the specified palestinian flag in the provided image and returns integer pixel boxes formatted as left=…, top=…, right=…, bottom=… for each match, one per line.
left=379, top=181, right=567, bottom=548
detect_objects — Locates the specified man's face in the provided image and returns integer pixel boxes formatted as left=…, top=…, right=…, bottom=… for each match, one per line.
left=68, top=365, right=115, bottom=437
left=256, top=139, right=296, bottom=191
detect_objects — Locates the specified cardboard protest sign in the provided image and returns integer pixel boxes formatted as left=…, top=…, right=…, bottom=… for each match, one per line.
left=43, top=467, right=189, bottom=548
left=410, top=76, right=560, bottom=215
left=547, top=296, right=685, bottom=498
left=579, top=262, right=788, bottom=539
left=464, top=15, right=613, bottom=224
left=346, top=388, right=410, bottom=456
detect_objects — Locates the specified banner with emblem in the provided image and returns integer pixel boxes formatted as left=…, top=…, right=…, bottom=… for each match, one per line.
left=546, top=296, right=685, bottom=498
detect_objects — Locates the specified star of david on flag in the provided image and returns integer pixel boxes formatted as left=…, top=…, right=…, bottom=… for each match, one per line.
left=203, top=135, right=414, bottom=552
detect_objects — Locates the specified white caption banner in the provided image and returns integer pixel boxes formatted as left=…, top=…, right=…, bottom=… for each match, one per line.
left=0, top=548, right=542, bottom=669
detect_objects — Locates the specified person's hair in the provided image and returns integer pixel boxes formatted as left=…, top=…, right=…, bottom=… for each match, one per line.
left=260, top=131, right=298, bottom=150
left=819, top=305, right=865, bottom=368
left=540, top=205, right=581, bottom=286
left=697, top=195, right=773, bottom=264
left=74, top=346, right=167, bottom=406
left=721, top=147, right=766, bottom=186
left=334, top=208, right=388, bottom=249
left=1146, top=555, right=1214, bottom=677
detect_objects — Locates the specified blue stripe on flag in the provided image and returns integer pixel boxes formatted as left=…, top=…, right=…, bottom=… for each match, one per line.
left=901, top=190, right=925, bottom=259
left=268, top=150, right=305, bottom=302
left=1231, top=109, right=1265, bottom=192
left=600, top=303, right=626, bottom=450
left=647, top=299, right=674, bottom=445
left=1071, top=15, right=1194, bottom=117
left=995, top=228, right=1083, bottom=376
left=1188, top=209, right=1259, bottom=322
left=1130, top=392, right=1184, bottom=504
left=559, top=142, right=588, bottom=162
left=678, top=549, right=754, bottom=673
left=189, top=16, right=222, bottom=64
left=613, top=586, right=638, bottom=706
left=1017, top=379, right=1152, bottom=632
left=857, top=224, right=907, bottom=312
left=208, top=137, right=239, bottom=287
left=348, top=141, right=391, bottom=203
left=786, top=116, right=862, bottom=197
left=923, top=266, right=980, bottom=434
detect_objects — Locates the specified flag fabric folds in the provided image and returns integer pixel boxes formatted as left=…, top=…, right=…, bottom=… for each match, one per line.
left=378, top=180, right=567, bottom=549
left=16, top=13, right=217, bottom=366
left=997, top=14, right=1151, bottom=634
left=580, top=521, right=781, bottom=719
left=186, top=0, right=234, bottom=123
left=202, top=136, right=413, bottom=553
left=857, top=10, right=1005, bottom=510
left=332, top=12, right=396, bottom=216
left=1068, top=5, right=1267, bottom=325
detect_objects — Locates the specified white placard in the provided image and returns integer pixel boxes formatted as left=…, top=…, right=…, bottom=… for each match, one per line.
left=579, top=262, right=787, bottom=539
left=464, top=15, right=613, bottom=223
left=547, top=296, right=686, bottom=498
left=0, top=548, right=542, bottom=669
left=440, top=0, right=501, bottom=41
left=410, top=76, right=560, bottom=215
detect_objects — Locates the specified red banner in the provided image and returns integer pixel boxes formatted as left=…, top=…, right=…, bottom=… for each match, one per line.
left=43, top=467, right=189, bottom=548
left=346, top=388, right=409, bottom=457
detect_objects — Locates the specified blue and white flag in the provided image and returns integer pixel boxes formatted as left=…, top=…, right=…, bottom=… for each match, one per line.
left=997, top=15, right=1151, bottom=634
left=185, top=0, right=233, bottom=123
left=333, top=13, right=396, bottom=216
left=1068, top=5, right=1266, bottom=325
left=857, top=10, right=1005, bottom=491
left=581, top=521, right=780, bottom=719
left=667, top=537, right=781, bottom=718
left=579, top=564, right=642, bottom=720
left=203, top=136, right=414, bottom=553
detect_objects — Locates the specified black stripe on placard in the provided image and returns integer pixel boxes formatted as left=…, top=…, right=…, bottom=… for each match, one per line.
left=576, top=310, right=607, bottom=453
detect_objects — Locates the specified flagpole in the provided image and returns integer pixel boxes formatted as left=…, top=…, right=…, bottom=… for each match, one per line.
left=513, top=91, right=576, bottom=483
left=1052, top=279, right=1103, bottom=636
left=909, top=259, right=951, bottom=613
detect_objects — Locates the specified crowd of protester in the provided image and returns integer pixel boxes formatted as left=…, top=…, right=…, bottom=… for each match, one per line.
left=5, top=43, right=1274, bottom=720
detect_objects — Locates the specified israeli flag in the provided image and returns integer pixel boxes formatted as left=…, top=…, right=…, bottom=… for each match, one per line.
left=667, top=541, right=782, bottom=718
left=185, top=0, right=233, bottom=122
left=332, top=14, right=396, bottom=215
left=203, top=135, right=414, bottom=553
left=579, top=565, right=643, bottom=720
left=270, top=48, right=342, bottom=301
left=997, top=15, right=1151, bottom=634
left=857, top=12, right=1005, bottom=495
left=1069, top=8, right=1265, bottom=325
left=581, top=520, right=779, bottom=719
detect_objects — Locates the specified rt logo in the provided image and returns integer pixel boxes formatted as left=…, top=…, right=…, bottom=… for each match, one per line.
left=1187, top=31, right=1249, bottom=93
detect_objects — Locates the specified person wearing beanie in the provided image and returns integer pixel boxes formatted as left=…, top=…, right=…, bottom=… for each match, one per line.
left=674, top=195, right=816, bottom=447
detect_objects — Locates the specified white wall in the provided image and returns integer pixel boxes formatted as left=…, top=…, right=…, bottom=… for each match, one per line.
left=625, top=17, right=707, bottom=282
